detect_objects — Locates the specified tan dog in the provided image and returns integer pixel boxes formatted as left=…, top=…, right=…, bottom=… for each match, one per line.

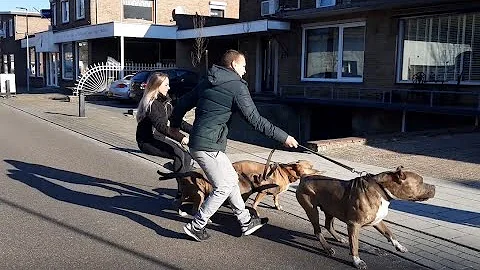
left=296, top=167, right=435, bottom=269
left=234, top=159, right=321, bottom=213
left=158, top=150, right=320, bottom=216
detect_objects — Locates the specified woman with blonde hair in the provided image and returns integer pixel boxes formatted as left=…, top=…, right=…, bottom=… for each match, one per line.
left=136, top=72, right=193, bottom=200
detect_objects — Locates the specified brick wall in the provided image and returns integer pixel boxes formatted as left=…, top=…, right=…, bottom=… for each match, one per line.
left=14, top=16, right=50, bottom=40
left=156, top=0, right=239, bottom=25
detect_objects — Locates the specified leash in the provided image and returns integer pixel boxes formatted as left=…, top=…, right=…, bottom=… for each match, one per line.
left=298, top=144, right=364, bottom=176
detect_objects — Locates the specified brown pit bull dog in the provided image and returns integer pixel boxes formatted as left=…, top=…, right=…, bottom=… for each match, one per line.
left=158, top=150, right=321, bottom=216
left=234, top=158, right=321, bottom=213
left=296, top=166, right=435, bottom=269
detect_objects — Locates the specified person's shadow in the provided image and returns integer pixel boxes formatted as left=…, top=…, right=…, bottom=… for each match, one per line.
left=4, top=159, right=192, bottom=239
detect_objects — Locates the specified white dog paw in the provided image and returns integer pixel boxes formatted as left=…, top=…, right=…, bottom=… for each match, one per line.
left=353, top=257, right=367, bottom=269
left=178, top=209, right=188, bottom=217
left=338, top=237, right=348, bottom=244
left=392, top=239, right=408, bottom=253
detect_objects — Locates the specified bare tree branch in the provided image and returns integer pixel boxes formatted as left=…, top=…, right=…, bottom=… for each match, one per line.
left=191, top=13, right=208, bottom=67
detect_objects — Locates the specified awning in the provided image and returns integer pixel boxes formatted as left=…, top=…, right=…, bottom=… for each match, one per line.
left=176, top=19, right=290, bottom=39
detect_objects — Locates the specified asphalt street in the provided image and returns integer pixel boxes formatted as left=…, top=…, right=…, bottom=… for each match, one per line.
left=0, top=104, right=427, bottom=270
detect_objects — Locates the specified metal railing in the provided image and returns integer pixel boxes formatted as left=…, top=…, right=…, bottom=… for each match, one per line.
left=74, top=61, right=175, bottom=95
left=278, top=84, right=480, bottom=113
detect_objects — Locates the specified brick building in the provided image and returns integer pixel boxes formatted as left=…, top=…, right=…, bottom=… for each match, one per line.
left=0, top=11, right=50, bottom=88
left=232, top=0, right=480, bottom=140
left=18, top=0, right=240, bottom=88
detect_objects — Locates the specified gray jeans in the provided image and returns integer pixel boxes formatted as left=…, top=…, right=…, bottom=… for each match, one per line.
left=190, top=149, right=251, bottom=229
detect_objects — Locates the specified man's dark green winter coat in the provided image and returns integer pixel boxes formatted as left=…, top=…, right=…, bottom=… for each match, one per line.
left=170, top=65, right=288, bottom=152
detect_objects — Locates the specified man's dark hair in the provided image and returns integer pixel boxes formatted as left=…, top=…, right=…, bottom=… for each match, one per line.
left=220, top=49, right=245, bottom=68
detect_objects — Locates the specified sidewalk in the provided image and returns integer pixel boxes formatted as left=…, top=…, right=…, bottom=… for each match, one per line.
left=1, top=93, right=479, bottom=270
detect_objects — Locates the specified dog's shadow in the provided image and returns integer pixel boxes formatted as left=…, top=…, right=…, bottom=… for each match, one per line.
left=4, top=159, right=194, bottom=240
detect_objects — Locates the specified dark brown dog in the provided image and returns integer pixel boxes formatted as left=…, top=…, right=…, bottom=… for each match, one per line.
left=296, top=166, right=435, bottom=269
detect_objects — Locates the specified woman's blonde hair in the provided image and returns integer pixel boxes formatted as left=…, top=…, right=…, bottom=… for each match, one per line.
left=136, top=72, right=168, bottom=122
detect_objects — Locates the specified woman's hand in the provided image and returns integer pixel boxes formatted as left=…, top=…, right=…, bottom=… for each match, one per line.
left=284, top=135, right=299, bottom=148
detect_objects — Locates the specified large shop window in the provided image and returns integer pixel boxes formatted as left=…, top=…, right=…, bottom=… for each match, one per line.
left=302, top=22, right=365, bottom=82
left=9, top=54, right=14, bottom=73
left=123, top=0, right=153, bottom=21
left=62, top=43, right=74, bottom=80
left=77, top=41, right=88, bottom=78
left=399, top=13, right=480, bottom=84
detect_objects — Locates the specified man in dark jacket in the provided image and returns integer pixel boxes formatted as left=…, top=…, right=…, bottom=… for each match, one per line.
left=170, top=49, right=298, bottom=241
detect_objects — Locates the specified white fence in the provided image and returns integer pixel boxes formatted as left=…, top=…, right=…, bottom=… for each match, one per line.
left=74, top=62, right=175, bottom=95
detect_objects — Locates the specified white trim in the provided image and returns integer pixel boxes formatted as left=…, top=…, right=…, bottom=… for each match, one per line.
left=301, top=21, right=366, bottom=82
left=176, top=19, right=290, bottom=39
left=76, top=0, right=85, bottom=20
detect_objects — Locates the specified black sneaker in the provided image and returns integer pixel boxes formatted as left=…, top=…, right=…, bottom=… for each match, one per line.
left=183, top=223, right=210, bottom=241
left=242, top=217, right=269, bottom=236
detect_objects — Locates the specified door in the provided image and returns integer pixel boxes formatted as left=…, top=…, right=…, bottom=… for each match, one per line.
left=46, top=53, right=59, bottom=86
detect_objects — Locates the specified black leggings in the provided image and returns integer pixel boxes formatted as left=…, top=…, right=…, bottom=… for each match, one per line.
left=138, top=139, right=191, bottom=173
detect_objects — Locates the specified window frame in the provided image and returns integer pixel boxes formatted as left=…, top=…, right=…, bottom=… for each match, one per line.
left=396, top=13, right=480, bottom=85
left=301, top=21, right=366, bottom=83
left=61, top=0, right=70, bottom=23
left=316, top=0, right=336, bottom=8
left=76, top=0, right=85, bottom=20
left=52, top=3, right=57, bottom=26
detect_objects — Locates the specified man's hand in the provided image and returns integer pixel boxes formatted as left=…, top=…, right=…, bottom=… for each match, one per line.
left=181, top=136, right=189, bottom=146
left=284, top=135, right=299, bottom=148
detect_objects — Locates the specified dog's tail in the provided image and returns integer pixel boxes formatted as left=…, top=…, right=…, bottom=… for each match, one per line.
left=157, top=170, right=188, bottom=180
left=253, top=183, right=279, bottom=192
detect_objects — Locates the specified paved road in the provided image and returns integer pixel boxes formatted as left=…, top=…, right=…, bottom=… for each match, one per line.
left=0, top=104, right=427, bottom=269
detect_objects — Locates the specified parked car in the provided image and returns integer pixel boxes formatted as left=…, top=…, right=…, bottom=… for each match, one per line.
left=105, top=74, right=134, bottom=100
left=129, top=68, right=200, bottom=103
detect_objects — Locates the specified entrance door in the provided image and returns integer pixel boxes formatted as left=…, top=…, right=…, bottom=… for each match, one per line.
left=46, top=53, right=59, bottom=86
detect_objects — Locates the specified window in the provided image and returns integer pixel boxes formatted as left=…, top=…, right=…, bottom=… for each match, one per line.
left=62, top=43, right=73, bottom=79
left=2, top=55, right=7, bottom=73
left=62, top=0, right=70, bottom=23
left=8, top=19, right=13, bottom=37
left=398, top=12, right=480, bottom=84
left=9, top=54, right=14, bottom=73
left=29, top=47, right=36, bottom=76
left=52, top=3, right=57, bottom=26
left=317, top=0, right=335, bottom=8
left=210, top=1, right=226, bottom=17
left=76, top=0, right=85, bottom=19
left=1, top=21, right=5, bottom=38
left=76, top=41, right=88, bottom=78
left=302, top=22, right=365, bottom=82
left=123, top=0, right=153, bottom=21
left=210, top=9, right=224, bottom=17
left=37, top=52, right=44, bottom=77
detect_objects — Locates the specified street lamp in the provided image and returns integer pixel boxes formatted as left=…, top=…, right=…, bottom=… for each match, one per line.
left=16, top=7, right=29, bottom=92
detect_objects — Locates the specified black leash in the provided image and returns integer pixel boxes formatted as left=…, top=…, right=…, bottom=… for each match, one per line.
left=298, top=144, right=364, bottom=175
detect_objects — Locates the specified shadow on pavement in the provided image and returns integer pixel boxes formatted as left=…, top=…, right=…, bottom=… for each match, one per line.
left=4, top=159, right=189, bottom=240
left=45, top=111, right=78, bottom=117
left=391, top=200, right=480, bottom=227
